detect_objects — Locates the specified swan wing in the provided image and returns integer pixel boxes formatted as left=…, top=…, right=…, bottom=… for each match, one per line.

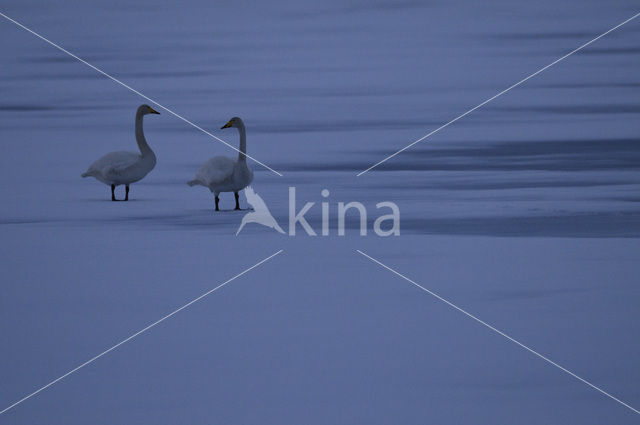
left=86, top=151, right=141, bottom=177
left=196, top=156, right=236, bottom=186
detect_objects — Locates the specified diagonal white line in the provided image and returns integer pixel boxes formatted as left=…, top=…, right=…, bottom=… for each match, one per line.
left=357, top=11, right=640, bottom=176
left=0, top=11, right=283, bottom=177
left=356, top=249, right=640, bottom=415
left=0, top=249, right=284, bottom=416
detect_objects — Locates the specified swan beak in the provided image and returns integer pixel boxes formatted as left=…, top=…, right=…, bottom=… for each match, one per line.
left=221, top=120, right=233, bottom=129
left=149, top=107, right=160, bottom=115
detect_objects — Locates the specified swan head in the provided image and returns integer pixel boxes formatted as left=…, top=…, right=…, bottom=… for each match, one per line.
left=221, top=117, right=243, bottom=129
left=138, top=104, right=161, bottom=115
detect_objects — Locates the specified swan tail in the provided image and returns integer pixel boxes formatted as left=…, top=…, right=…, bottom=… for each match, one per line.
left=81, top=171, right=93, bottom=178
left=187, top=178, right=204, bottom=187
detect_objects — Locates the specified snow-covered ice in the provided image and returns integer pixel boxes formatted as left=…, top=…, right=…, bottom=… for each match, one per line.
left=1, top=0, right=639, bottom=423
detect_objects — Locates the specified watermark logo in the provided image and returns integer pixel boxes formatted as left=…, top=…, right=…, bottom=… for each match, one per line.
left=236, top=186, right=286, bottom=235
left=237, top=187, right=400, bottom=236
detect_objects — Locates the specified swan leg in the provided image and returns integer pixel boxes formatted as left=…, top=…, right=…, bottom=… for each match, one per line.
left=234, top=192, right=240, bottom=210
left=215, top=195, right=220, bottom=211
left=125, top=185, right=130, bottom=201
left=111, top=184, right=117, bottom=201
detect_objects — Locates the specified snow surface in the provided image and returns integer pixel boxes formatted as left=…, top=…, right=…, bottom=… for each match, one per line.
left=1, top=0, right=639, bottom=423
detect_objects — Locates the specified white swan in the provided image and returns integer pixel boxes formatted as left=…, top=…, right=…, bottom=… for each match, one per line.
left=82, top=104, right=160, bottom=201
left=236, top=186, right=285, bottom=235
left=188, top=117, right=254, bottom=211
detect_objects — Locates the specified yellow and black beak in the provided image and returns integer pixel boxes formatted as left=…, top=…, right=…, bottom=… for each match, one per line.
left=221, top=120, right=233, bottom=129
left=149, top=107, right=160, bottom=115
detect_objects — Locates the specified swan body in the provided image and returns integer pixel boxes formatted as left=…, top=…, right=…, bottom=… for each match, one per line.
left=82, top=151, right=156, bottom=186
left=188, top=117, right=253, bottom=211
left=189, top=156, right=251, bottom=194
left=82, top=104, right=160, bottom=201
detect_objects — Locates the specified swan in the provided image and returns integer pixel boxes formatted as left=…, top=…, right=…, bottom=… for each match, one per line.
left=188, top=117, right=254, bottom=211
left=236, top=186, right=285, bottom=235
left=82, top=104, right=160, bottom=201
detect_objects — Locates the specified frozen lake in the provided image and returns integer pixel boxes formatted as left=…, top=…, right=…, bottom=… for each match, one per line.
left=1, top=0, right=639, bottom=423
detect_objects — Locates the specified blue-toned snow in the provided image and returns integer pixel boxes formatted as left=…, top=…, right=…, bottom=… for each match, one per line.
left=1, top=0, right=639, bottom=423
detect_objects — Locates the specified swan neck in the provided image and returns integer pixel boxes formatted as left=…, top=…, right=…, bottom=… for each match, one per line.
left=135, top=111, right=153, bottom=156
left=237, top=123, right=247, bottom=162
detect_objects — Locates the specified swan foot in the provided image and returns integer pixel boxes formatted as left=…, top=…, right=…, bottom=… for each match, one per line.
left=125, top=185, right=130, bottom=201
left=111, top=184, right=117, bottom=201
left=234, top=192, right=240, bottom=210
left=215, top=195, right=220, bottom=211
